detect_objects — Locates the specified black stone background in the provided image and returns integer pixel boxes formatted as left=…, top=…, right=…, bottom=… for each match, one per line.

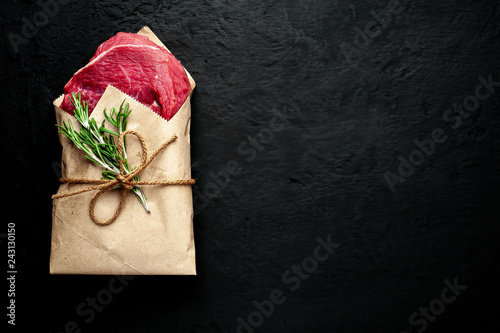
left=2, top=0, right=500, bottom=332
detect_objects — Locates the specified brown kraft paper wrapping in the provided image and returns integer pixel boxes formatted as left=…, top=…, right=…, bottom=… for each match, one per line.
left=50, top=26, right=196, bottom=275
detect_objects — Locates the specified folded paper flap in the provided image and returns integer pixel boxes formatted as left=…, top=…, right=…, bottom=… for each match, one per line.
left=54, top=94, right=64, bottom=108
left=98, top=84, right=192, bottom=143
left=136, top=25, right=194, bottom=141
left=137, top=26, right=196, bottom=91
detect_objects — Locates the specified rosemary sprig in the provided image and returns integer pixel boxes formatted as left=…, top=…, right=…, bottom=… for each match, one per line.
left=56, top=93, right=150, bottom=213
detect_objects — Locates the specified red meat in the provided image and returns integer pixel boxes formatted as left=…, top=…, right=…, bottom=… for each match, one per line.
left=60, top=32, right=191, bottom=121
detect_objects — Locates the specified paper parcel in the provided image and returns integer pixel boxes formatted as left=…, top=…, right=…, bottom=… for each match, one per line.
left=50, top=27, right=196, bottom=275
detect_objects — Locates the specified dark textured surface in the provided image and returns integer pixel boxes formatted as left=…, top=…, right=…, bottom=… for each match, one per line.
left=2, top=0, right=500, bottom=332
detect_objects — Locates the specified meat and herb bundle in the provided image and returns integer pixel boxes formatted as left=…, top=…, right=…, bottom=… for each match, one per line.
left=50, top=27, right=197, bottom=275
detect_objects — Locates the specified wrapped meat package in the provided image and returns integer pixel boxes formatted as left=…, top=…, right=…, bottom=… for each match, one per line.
left=50, top=26, right=196, bottom=275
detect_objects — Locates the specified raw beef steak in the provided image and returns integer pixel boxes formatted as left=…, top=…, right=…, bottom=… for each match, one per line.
left=60, top=32, right=191, bottom=120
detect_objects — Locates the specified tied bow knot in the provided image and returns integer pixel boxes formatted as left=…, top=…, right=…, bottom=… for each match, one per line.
left=52, top=130, right=195, bottom=225
left=115, top=174, right=134, bottom=190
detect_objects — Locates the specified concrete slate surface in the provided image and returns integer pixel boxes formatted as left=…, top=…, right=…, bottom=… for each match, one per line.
left=1, top=0, right=500, bottom=332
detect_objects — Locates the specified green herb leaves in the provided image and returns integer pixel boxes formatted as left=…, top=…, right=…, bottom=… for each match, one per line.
left=56, top=93, right=150, bottom=212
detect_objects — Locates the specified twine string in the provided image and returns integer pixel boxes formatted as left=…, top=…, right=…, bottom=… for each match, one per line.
left=52, top=130, right=195, bottom=225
